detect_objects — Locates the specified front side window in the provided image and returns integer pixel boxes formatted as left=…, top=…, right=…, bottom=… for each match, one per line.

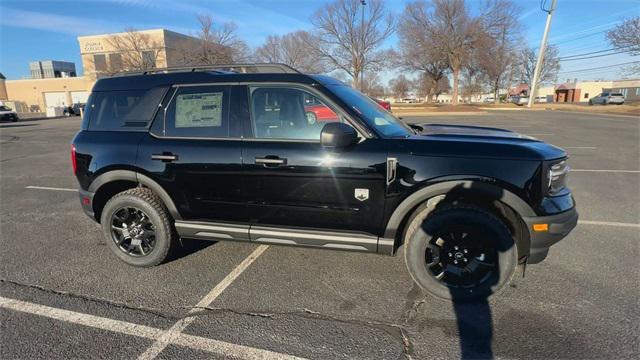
left=249, top=87, right=344, bottom=140
left=165, top=86, right=229, bottom=138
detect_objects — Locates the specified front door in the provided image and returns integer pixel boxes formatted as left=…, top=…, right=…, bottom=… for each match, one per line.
left=138, top=85, right=246, bottom=222
left=241, top=85, right=388, bottom=236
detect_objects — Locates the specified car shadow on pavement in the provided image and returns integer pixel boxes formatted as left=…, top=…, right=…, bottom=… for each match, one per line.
left=421, top=182, right=514, bottom=359
left=169, top=238, right=216, bottom=261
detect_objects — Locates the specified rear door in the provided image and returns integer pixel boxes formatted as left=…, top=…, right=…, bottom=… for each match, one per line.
left=240, top=84, right=388, bottom=236
left=138, top=85, right=247, bottom=222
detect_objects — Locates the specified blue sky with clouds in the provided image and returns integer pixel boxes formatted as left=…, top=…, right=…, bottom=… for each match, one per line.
left=1, top=0, right=638, bottom=83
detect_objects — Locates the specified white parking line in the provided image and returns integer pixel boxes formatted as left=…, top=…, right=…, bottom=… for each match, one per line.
left=0, top=296, right=303, bottom=359
left=578, top=220, right=640, bottom=228
left=571, top=169, right=640, bottom=173
left=138, top=244, right=270, bottom=360
left=25, top=185, right=78, bottom=192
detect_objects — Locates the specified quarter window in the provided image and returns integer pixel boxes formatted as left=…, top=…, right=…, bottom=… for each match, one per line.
left=88, top=88, right=166, bottom=131
left=164, top=86, right=230, bottom=138
left=249, top=87, right=343, bottom=140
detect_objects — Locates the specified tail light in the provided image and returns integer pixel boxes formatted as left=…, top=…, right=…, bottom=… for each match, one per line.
left=71, top=144, right=77, bottom=174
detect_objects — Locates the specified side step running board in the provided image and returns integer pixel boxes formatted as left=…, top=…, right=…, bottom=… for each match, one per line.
left=174, top=221, right=395, bottom=255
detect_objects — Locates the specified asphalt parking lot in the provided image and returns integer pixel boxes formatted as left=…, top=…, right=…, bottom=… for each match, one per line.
left=1, top=110, right=638, bottom=359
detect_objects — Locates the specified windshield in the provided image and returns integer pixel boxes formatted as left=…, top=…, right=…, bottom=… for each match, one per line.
left=327, top=84, right=411, bottom=137
left=0, top=106, right=12, bottom=111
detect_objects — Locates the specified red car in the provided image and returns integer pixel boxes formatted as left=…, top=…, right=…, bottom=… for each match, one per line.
left=304, top=104, right=339, bottom=124
left=370, top=97, right=391, bottom=112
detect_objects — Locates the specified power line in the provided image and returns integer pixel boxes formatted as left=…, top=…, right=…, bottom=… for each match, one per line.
left=560, top=50, right=636, bottom=61
left=557, top=61, right=640, bottom=74
left=559, top=45, right=635, bottom=59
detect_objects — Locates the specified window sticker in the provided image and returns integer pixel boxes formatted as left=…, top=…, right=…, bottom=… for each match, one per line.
left=175, top=92, right=223, bottom=128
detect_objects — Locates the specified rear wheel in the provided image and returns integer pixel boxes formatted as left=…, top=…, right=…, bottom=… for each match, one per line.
left=404, top=204, right=517, bottom=302
left=100, top=188, right=177, bottom=267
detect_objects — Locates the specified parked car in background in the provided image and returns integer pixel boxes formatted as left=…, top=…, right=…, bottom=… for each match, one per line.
left=304, top=96, right=338, bottom=124
left=0, top=105, right=19, bottom=122
left=64, top=103, right=86, bottom=116
left=535, top=96, right=548, bottom=103
left=511, top=96, right=529, bottom=106
left=402, top=98, right=419, bottom=103
left=483, top=97, right=495, bottom=103
left=370, top=97, right=391, bottom=112
left=589, top=92, right=624, bottom=105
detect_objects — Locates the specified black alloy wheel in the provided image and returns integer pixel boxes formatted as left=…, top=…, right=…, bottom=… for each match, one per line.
left=110, top=206, right=156, bottom=257
left=424, top=226, right=498, bottom=290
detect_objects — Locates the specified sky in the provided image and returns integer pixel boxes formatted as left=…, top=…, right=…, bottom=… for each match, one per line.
left=0, top=0, right=639, bottom=83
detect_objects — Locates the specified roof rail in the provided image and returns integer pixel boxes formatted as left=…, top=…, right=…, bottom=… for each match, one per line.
left=113, top=63, right=301, bottom=77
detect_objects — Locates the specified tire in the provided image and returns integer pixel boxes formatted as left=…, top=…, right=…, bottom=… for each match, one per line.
left=100, top=187, right=177, bottom=267
left=403, top=203, right=517, bottom=302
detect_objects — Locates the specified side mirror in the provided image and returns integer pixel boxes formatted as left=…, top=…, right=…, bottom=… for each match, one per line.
left=320, top=122, right=358, bottom=149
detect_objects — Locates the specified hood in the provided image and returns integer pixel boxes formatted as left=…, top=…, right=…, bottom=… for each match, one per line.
left=402, top=123, right=566, bottom=161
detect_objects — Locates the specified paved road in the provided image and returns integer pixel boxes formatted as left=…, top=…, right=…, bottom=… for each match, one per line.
left=1, top=111, right=638, bottom=359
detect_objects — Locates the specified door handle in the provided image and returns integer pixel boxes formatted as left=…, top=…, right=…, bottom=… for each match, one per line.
left=255, top=156, right=286, bottom=166
left=151, top=153, right=178, bottom=162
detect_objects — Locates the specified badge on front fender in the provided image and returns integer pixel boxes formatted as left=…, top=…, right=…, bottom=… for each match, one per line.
left=354, top=188, right=369, bottom=201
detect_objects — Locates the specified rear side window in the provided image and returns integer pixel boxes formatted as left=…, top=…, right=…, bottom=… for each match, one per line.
left=164, top=86, right=230, bottom=138
left=88, top=88, right=166, bottom=131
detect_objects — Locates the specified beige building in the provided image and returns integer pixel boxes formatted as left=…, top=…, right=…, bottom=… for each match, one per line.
left=78, top=29, right=202, bottom=81
left=1, top=29, right=203, bottom=115
left=554, top=80, right=613, bottom=103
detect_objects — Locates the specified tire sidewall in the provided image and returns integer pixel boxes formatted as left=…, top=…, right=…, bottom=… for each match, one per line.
left=101, top=193, right=172, bottom=267
left=404, top=207, right=517, bottom=301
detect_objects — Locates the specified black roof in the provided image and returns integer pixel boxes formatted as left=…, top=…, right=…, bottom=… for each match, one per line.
left=90, top=64, right=345, bottom=91
left=92, top=72, right=343, bottom=91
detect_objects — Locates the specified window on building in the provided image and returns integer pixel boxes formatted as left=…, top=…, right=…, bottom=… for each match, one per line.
left=94, top=54, right=107, bottom=72
left=620, top=88, right=628, bottom=97
left=636, top=88, right=640, bottom=96
left=584, top=93, right=589, bottom=99
left=141, top=51, right=156, bottom=69
left=108, top=53, right=123, bottom=72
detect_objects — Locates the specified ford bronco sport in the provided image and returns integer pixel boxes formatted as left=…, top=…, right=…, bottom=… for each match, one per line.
left=72, top=64, right=578, bottom=301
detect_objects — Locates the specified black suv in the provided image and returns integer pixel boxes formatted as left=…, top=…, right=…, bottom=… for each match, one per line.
left=72, top=64, right=578, bottom=301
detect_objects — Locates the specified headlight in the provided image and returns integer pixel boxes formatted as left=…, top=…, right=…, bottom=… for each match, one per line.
left=547, top=160, right=570, bottom=195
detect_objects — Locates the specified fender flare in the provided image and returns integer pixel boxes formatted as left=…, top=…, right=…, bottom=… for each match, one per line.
left=384, top=180, right=535, bottom=241
left=89, top=170, right=182, bottom=220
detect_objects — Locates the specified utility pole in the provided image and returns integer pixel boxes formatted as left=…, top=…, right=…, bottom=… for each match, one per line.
left=528, top=0, right=557, bottom=108
left=360, top=0, right=366, bottom=93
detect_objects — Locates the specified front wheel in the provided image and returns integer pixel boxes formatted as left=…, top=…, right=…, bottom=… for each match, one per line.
left=100, top=188, right=177, bottom=267
left=403, top=204, right=517, bottom=302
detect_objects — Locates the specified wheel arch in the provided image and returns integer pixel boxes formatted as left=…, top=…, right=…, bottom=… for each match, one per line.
left=385, top=180, right=534, bottom=258
left=89, top=170, right=182, bottom=222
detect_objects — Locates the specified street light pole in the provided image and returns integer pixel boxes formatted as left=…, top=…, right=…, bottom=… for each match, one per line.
left=527, top=0, right=558, bottom=108
left=360, top=0, right=366, bottom=93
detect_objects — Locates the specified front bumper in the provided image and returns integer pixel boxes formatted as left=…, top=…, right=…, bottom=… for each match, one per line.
left=522, top=207, right=578, bottom=264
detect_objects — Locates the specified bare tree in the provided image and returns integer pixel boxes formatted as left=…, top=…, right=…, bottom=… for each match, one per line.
left=311, top=0, right=395, bottom=90
left=518, top=45, right=560, bottom=88
left=477, top=0, right=521, bottom=103
left=606, top=16, right=640, bottom=74
left=427, top=0, right=481, bottom=105
left=254, top=31, right=326, bottom=73
left=361, top=73, right=385, bottom=96
left=398, top=1, right=450, bottom=103
left=415, top=72, right=450, bottom=102
left=389, top=75, right=413, bottom=99
left=179, top=14, right=250, bottom=65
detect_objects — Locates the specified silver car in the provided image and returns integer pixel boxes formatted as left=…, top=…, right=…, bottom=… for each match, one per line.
left=589, top=92, right=625, bottom=105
